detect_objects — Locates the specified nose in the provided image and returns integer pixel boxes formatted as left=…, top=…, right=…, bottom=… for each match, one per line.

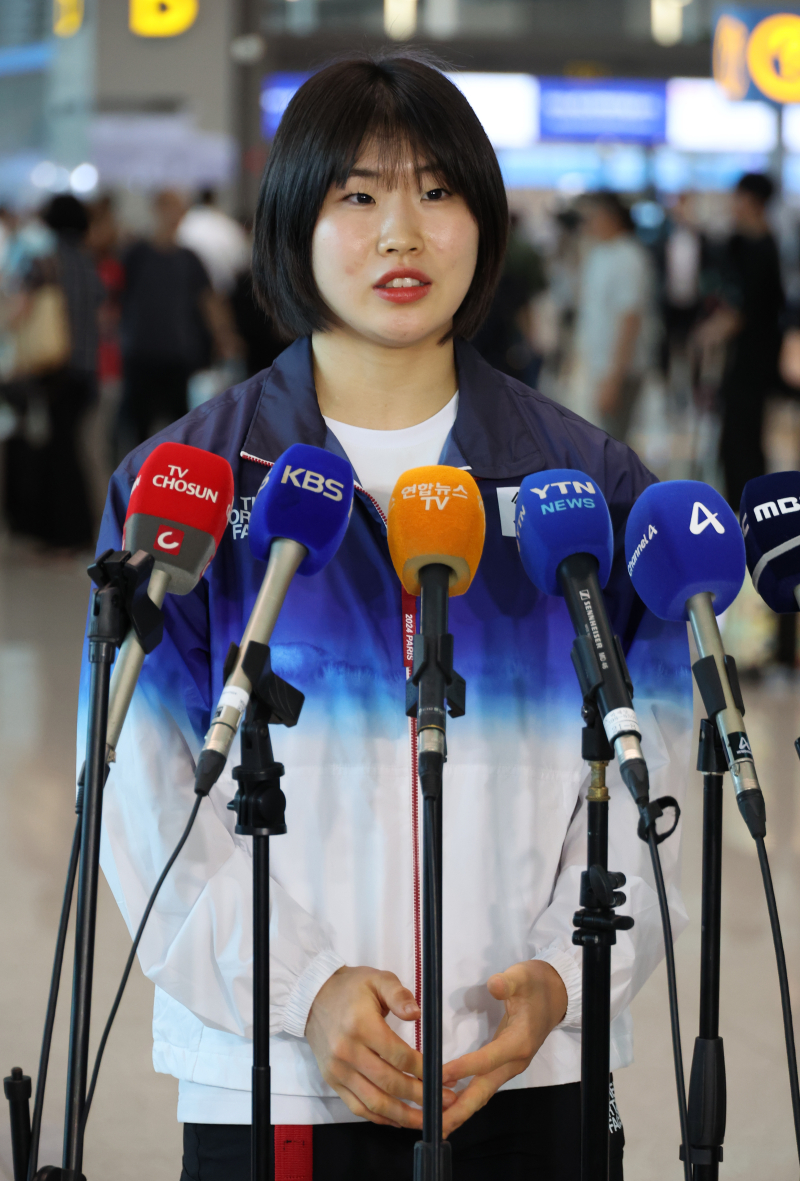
left=377, top=194, right=423, bottom=258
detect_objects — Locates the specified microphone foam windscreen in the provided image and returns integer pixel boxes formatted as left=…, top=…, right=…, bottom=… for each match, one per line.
left=515, top=469, right=613, bottom=596
left=740, top=471, right=800, bottom=612
left=387, top=466, right=485, bottom=597
left=248, top=443, right=354, bottom=575
left=123, top=442, right=234, bottom=594
left=625, top=480, right=744, bottom=621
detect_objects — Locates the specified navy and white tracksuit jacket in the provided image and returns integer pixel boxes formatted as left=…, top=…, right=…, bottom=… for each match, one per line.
left=79, top=337, right=692, bottom=1125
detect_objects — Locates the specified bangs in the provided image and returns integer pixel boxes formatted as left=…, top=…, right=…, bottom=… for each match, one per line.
left=253, top=52, right=508, bottom=341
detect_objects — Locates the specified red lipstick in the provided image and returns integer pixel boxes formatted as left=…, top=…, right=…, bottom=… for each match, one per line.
left=373, top=267, right=432, bottom=304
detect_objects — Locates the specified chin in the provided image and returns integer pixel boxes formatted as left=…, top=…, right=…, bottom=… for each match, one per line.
left=361, top=310, right=455, bottom=349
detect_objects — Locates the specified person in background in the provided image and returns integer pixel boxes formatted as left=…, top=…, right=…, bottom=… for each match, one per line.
left=116, top=189, right=240, bottom=459
left=87, top=194, right=124, bottom=388
left=472, top=212, right=547, bottom=387
left=697, top=173, right=784, bottom=513
left=659, top=193, right=705, bottom=380
left=573, top=191, right=655, bottom=442
left=5, top=195, right=102, bottom=551
left=230, top=265, right=287, bottom=378
left=176, top=188, right=251, bottom=296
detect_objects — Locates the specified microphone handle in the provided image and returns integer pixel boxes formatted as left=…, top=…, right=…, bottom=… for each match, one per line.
left=686, top=592, right=762, bottom=806
left=195, top=537, right=306, bottom=793
left=106, top=568, right=172, bottom=757
left=557, top=553, right=650, bottom=807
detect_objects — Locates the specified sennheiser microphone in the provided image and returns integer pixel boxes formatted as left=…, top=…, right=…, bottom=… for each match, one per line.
left=194, top=443, right=354, bottom=797
left=740, top=471, right=800, bottom=612
left=107, top=442, right=234, bottom=757
left=515, top=468, right=653, bottom=817
left=625, top=480, right=766, bottom=837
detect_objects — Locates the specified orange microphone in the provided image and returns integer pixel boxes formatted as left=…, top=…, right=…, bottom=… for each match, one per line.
left=386, top=466, right=485, bottom=1176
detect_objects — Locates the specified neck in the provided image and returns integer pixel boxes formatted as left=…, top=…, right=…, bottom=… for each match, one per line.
left=312, top=328, right=458, bottom=429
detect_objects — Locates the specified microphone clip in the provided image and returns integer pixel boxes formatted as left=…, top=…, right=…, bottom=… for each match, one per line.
left=87, top=548, right=164, bottom=656
left=226, top=642, right=305, bottom=833
left=573, top=865, right=635, bottom=947
left=405, top=633, right=466, bottom=721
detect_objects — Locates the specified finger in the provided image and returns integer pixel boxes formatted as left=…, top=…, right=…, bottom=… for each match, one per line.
left=442, top=1030, right=520, bottom=1085
left=368, top=1019, right=424, bottom=1080
left=352, top=1045, right=424, bottom=1106
left=372, top=972, right=421, bottom=1023
left=487, top=962, right=532, bottom=1003
left=335, top=1084, right=403, bottom=1128
left=441, top=1066, right=518, bottom=1138
left=343, top=1070, right=424, bottom=1129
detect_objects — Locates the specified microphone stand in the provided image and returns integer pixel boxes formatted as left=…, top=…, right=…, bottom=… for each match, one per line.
left=572, top=706, right=634, bottom=1181
left=4, top=550, right=163, bottom=1181
left=684, top=719, right=727, bottom=1180
left=406, top=565, right=465, bottom=1181
left=225, top=641, right=304, bottom=1181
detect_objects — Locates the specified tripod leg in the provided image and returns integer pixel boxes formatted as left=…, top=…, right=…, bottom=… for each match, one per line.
left=253, top=835, right=271, bottom=1181
left=688, top=769, right=726, bottom=1180
left=581, top=788, right=611, bottom=1181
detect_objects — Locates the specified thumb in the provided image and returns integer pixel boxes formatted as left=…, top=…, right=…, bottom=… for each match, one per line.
left=487, top=970, right=516, bottom=1002
left=373, top=971, right=420, bottom=1022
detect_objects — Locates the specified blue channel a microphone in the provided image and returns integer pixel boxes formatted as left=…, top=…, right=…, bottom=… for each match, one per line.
left=740, top=472, right=800, bottom=613
left=194, top=444, right=354, bottom=796
left=516, top=469, right=653, bottom=817
left=625, top=481, right=767, bottom=837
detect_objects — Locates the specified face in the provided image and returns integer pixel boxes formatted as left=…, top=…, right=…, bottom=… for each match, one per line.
left=583, top=203, right=622, bottom=242
left=311, top=143, right=479, bottom=348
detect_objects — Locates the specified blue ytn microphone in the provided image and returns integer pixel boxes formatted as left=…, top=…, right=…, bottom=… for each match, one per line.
left=516, top=469, right=653, bottom=818
left=740, top=471, right=800, bottom=613
left=625, top=480, right=766, bottom=837
left=194, top=444, right=354, bottom=795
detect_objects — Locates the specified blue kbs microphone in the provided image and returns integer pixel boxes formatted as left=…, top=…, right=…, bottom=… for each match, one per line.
left=516, top=469, right=653, bottom=816
left=195, top=444, right=354, bottom=796
left=740, top=471, right=800, bottom=613
left=625, top=481, right=766, bottom=837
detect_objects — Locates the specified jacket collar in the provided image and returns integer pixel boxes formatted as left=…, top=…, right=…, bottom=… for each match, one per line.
left=241, top=335, right=544, bottom=481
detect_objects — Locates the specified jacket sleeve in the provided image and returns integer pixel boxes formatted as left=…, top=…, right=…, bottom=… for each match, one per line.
left=530, top=436, right=693, bottom=1027
left=80, top=468, right=344, bottom=1040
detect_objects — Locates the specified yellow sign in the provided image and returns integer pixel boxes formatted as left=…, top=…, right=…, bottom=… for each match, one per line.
left=129, top=0, right=199, bottom=38
left=747, top=12, right=800, bottom=102
left=713, top=13, right=750, bottom=99
left=53, top=0, right=84, bottom=37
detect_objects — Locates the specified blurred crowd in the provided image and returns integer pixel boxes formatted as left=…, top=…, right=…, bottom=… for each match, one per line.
left=0, top=172, right=798, bottom=670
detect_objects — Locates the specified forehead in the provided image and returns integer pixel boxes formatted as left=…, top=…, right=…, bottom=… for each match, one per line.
left=342, top=135, right=443, bottom=189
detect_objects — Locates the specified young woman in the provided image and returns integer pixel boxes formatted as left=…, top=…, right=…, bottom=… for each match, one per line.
left=84, top=54, right=692, bottom=1181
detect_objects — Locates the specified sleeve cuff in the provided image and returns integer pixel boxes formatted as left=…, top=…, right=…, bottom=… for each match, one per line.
left=281, top=948, right=346, bottom=1038
left=533, top=945, right=582, bottom=1030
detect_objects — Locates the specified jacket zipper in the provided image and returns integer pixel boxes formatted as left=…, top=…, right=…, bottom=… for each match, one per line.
left=241, top=452, right=423, bottom=1048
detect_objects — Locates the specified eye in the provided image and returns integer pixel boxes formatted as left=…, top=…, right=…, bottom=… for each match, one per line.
left=346, top=191, right=375, bottom=205
left=423, top=187, right=448, bottom=201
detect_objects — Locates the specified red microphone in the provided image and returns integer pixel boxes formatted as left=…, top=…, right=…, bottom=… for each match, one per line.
left=107, top=442, right=234, bottom=757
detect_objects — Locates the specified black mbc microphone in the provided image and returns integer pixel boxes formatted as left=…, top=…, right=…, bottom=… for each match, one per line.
left=740, top=471, right=800, bottom=613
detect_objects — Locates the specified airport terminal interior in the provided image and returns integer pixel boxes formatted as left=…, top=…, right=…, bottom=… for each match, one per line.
left=6, top=0, right=800, bottom=1178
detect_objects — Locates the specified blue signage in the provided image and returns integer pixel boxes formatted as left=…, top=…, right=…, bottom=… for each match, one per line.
left=260, top=72, right=311, bottom=139
left=538, top=78, right=667, bottom=145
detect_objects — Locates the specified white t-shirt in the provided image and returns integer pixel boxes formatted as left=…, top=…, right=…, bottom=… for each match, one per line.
left=576, top=235, right=656, bottom=382
left=323, top=393, right=459, bottom=516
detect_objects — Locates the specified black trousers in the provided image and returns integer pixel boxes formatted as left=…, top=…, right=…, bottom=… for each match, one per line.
left=180, top=1082, right=624, bottom=1181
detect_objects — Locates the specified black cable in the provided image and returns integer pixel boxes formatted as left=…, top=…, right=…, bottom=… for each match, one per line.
left=755, top=834, right=800, bottom=1163
left=26, top=814, right=82, bottom=1181
left=78, top=794, right=204, bottom=1137
left=647, top=828, right=692, bottom=1181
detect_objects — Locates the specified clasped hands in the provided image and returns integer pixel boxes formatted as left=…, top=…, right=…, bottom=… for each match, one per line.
left=305, top=959, right=568, bottom=1137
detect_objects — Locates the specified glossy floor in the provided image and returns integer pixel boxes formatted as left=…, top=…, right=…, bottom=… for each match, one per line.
left=1, top=546, right=800, bottom=1180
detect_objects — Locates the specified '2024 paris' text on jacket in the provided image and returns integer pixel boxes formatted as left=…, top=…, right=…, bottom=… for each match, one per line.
left=79, top=338, right=692, bottom=1125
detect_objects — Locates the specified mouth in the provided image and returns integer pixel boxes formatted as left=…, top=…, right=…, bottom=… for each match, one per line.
left=374, top=268, right=432, bottom=304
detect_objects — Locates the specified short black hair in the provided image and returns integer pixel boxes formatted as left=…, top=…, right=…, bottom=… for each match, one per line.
left=253, top=52, right=509, bottom=341
left=41, top=194, right=89, bottom=236
left=736, top=171, right=775, bottom=205
left=584, top=190, right=634, bottom=232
